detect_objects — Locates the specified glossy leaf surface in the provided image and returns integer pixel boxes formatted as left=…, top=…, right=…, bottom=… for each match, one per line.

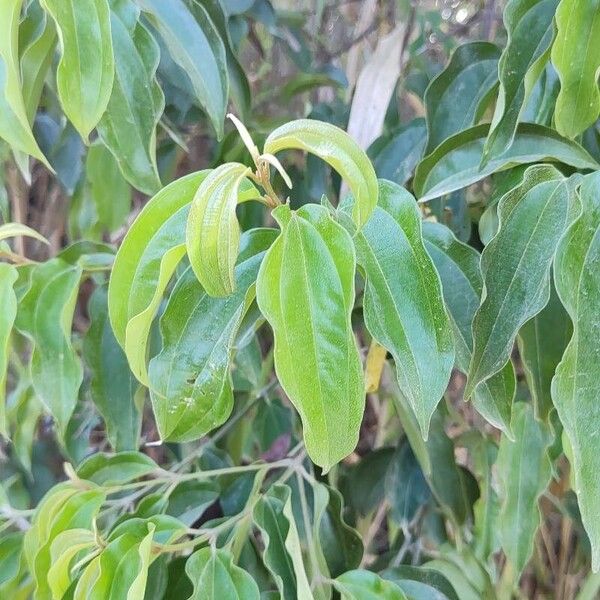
left=264, top=119, right=378, bottom=229
left=256, top=204, right=364, bottom=470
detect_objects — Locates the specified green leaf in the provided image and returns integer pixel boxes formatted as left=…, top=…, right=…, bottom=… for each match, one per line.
left=316, top=485, right=363, bottom=578
left=19, top=0, right=57, bottom=123
left=0, top=263, right=17, bottom=437
left=517, top=280, right=571, bottom=421
left=85, top=142, right=132, bottom=234
left=40, top=0, right=115, bottom=141
left=414, top=123, right=598, bottom=201
left=264, top=119, right=378, bottom=229
left=84, top=285, right=142, bottom=451
left=15, top=258, right=83, bottom=436
left=108, top=170, right=208, bottom=350
left=552, top=0, right=600, bottom=138
left=496, top=402, right=552, bottom=578
left=423, top=221, right=515, bottom=434
left=334, top=570, right=408, bottom=600
left=0, top=532, right=23, bottom=590
left=47, top=528, right=96, bottom=600
left=368, top=119, right=427, bottom=186
left=24, top=485, right=106, bottom=600
left=252, top=484, right=297, bottom=600
left=97, top=0, right=164, bottom=194
left=74, top=523, right=156, bottom=600
left=77, top=451, right=158, bottom=486
left=381, top=566, right=459, bottom=600
left=256, top=204, right=365, bottom=471
left=348, top=181, right=454, bottom=436
left=185, top=547, right=260, bottom=600
left=424, top=42, right=500, bottom=153
left=137, top=0, right=228, bottom=138
left=186, top=162, right=257, bottom=297
left=0, top=0, right=48, bottom=166
left=552, top=170, right=600, bottom=571
left=481, top=0, right=558, bottom=164
left=0, top=222, right=49, bottom=245
left=148, top=228, right=276, bottom=442
left=465, top=165, right=571, bottom=398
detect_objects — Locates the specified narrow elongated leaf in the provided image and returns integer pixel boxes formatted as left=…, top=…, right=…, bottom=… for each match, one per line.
left=425, top=42, right=500, bottom=153
left=98, top=0, right=164, bottom=194
left=149, top=229, right=276, bottom=441
left=137, top=0, right=228, bottom=138
left=552, top=0, right=600, bottom=137
left=40, top=0, right=115, bottom=141
left=0, top=532, right=23, bottom=590
left=465, top=166, right=571, bottom=397
left=15, top=259, right=83, bottom=435
left=481, top=0, right=558, bottom=164
left=0, top=222, right=49, bottom=245
left=414, top=123, right=598, bottom=201
left=348, top=181, right=454, bottom=436
left=108, top=171, right=208, bottom=348
left=264, top=119, right=378, bottom=229
left=0, top=0, right=48, bottom=165
left=186, top=163, right=257, bottom=297
left=496, top=402, right=552, bottom=578
left=0, top=264, right=17, bottom=437
left=19, top=0, right=56, bottom=122
left=252, top=484, right=297, bottom=600
left=552, top=171, right=600, bottom=571
left=334, top=570, right=408, bottom=600
left=84, top=285, right=142, bottom=451
left=185, top=547, right=260, bottom=600
left=256, top=204, right=365, bottom=471
left=517, top=281, right=571, bottom=421
left=423, top=221, right=515, bottom=434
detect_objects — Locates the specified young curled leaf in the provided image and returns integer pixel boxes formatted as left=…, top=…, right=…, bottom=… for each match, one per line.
left=263, top=119, right=378, bottom=229
left=256, top=203, right=365, bottom=471
left=186, top=162, right=259, bottom=297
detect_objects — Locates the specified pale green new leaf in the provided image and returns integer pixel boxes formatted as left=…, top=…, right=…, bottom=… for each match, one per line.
left=517, top=281, right=571, bottom=421
left=481, top=0, right=558, bottom=164
left=466, top=166, right=571, bottom=397
left=186, top=162, right=257, bottom=297
left=0, top=0, right=48, bottom=165
left=108, top=170, right=208, bottom=349
left=414, top=123, right=598, bottom=201
left=424, top=41, right=500, bottom=153
left=552, top=0, right=600, bottom=138
left=350, top=181, right=454, bottom=437
left=0, top=263, right=18, bottom=437
left=84, top=285, right=142, bottom=451
left=149, top=229, right=276, bottom=442
left=15, top=259, right=83, bottom=436
left=137, top=0, right=228, bottom=138
left=252, top=484, right=297, bottom=600
left=40, top=0, right=115, bottom=141
left=256, top=204, right=365, bottom=471
left=423, top=221, right=515, bottom=434
left=552, top=170, right=600, bottom=571
left=47, top=529, right=96, bottom=600
left=185, top=547, right=260, bottom=600
left=334, top=570, right=408, bottom=600
left=496, top=402, right=552, bottom=579
left=264, top=119, right=378, bottom=229
left=0, top=222, right=49, bottom=245
left=98, top=0, right=164, bottom=194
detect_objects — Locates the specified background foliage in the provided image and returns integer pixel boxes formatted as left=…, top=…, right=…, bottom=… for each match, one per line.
left=2, top=0, right=600, bottom=598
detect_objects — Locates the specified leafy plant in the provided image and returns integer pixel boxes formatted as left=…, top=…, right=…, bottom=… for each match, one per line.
left=2, top=0, right=600, bottom=598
